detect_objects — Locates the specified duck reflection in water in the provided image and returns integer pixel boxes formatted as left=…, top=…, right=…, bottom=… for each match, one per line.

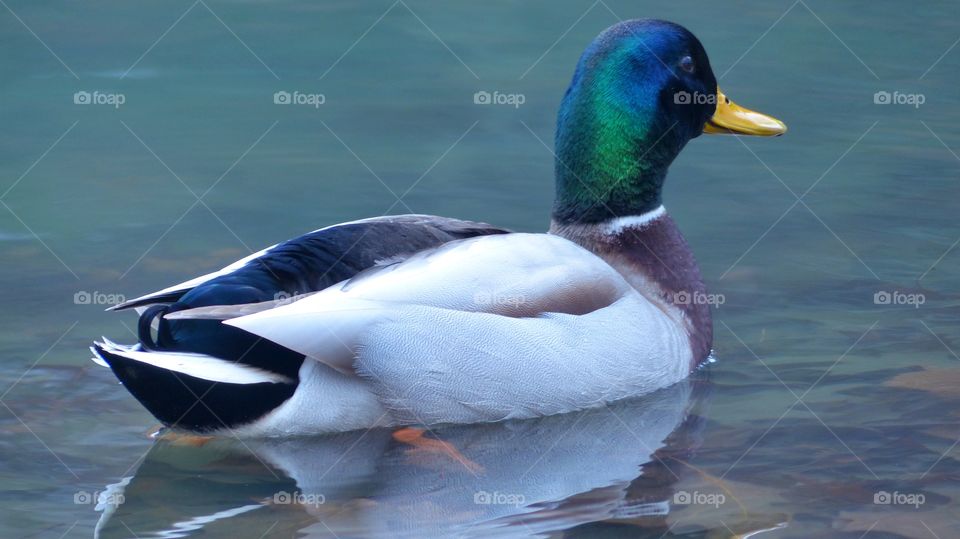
left=91, top=378, right=754, bottom=538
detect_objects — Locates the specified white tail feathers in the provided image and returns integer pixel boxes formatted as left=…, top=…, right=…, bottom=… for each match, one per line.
left=91, top=342, right=293, bottom=385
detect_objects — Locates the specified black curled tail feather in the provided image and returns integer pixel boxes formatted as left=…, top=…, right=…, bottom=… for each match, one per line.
left=138, top=305, right=171, bottom=351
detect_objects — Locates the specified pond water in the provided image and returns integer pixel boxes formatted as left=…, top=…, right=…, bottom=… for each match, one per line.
left=1, top=0, right=959, bottom=537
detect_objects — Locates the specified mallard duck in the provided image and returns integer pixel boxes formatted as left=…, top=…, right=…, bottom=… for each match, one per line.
left=91, top=19, right=785, bottom=437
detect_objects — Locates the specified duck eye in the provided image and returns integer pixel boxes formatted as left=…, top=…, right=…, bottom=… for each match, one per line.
left=679, top=56, right=695, bottom=74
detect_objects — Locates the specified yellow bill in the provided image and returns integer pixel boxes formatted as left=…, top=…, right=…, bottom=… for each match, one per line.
left=703, top=87, right=786, bottom=136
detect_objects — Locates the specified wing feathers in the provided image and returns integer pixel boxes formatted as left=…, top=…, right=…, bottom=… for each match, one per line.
left=108, top=245, right=278, bottom=311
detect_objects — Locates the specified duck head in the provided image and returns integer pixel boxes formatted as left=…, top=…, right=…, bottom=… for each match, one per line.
left=553, top=19, right=786, bottom=224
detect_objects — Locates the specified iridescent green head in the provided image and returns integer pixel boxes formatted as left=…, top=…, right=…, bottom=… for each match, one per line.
left=552, top=20, right=782, bottom=224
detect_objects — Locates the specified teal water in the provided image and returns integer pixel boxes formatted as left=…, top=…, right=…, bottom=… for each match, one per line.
left=2, top=0, right=959, bottom=537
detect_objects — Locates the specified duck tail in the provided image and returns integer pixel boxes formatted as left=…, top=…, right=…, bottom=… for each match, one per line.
left=90, top=340, right=297, bottom=434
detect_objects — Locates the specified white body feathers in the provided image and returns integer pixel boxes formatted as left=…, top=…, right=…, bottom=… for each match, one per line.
left=221, top=232, right=693, bottom=434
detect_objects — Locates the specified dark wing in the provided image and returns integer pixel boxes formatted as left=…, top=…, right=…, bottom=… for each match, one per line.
left=111, top=215, right=510, bottom=312
left=134, top=214, right=510, bottom=359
